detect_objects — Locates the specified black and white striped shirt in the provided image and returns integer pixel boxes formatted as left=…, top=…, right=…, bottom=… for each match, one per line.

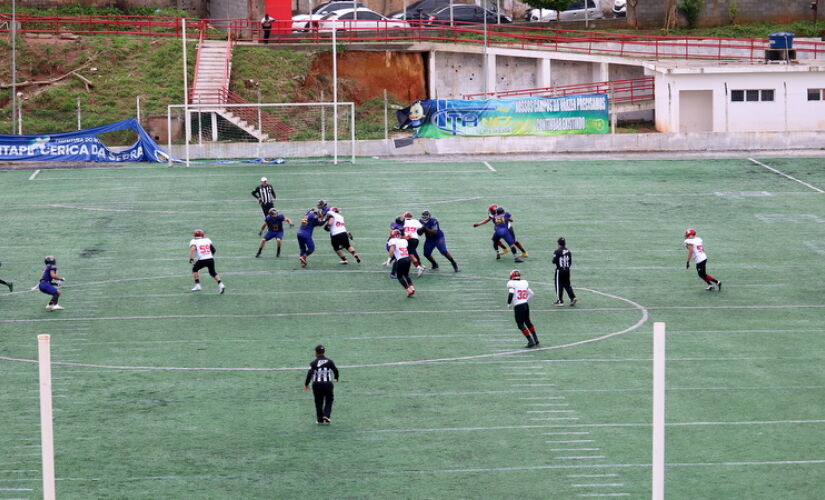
left=553, top=248, right=572, bottom=270
left=305, top=356, right=339, bottom=385
left=251, top=183, right=276, bottom=204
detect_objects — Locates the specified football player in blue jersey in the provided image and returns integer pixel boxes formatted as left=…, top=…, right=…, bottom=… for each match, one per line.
left=297, top=208, right=325, bottom=267
left=38, top=256, right=65, bottom=310
left=474, top=206, right=523, bottom=263
left=420, top=210, right=459, bottom=272
left=256, top=208, right=294, bottom=258
left=317, top=199, right=331, bottom=216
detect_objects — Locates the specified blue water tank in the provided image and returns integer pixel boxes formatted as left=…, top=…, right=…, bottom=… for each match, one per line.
left=769, top=32, right=794, bottom=50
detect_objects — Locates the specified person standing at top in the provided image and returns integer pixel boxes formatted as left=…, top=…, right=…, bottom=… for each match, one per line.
left=260, top=13, right=275, bottom=44
left=552, top=237, right=577, bottom=307
left=684, top=228, right=722, bottom=291
left=251, top=177, right=276, bottom=216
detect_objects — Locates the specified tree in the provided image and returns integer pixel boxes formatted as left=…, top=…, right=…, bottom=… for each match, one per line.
left=627, top=0, right=639, bottom=29
left=664, top=0, right=679, bottom=31
left=524, top=0, right=575, bottom=22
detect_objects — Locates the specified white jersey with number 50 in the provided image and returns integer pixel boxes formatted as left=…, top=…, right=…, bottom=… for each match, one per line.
left=189, top=237, right=214, bottom=261
left=507, top=279, right=533, bottom=306
left=684, top=236, right=707, bottom=263
left=328, top=212, right=347, bottom=236
left=389, top=237, right=409, bottom=260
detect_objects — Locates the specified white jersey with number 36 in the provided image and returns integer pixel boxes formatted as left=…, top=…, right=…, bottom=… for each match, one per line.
left=684, top=236, right=707, bottom=263
left=328, top=212, right=347, bottom=236
left=507, top=279, right=532, bottom=306
left=189, top=237, right=214, bottom=261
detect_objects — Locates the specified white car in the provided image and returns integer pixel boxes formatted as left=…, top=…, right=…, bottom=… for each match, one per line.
left=315, top=8, right=412, bottom=31
left=291, top=1, right=367, bottom=31
left=526, top=0, right=608, bottom=22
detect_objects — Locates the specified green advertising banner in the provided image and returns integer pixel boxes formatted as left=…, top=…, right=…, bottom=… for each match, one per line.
left=400, top=94, right=609, bottom=139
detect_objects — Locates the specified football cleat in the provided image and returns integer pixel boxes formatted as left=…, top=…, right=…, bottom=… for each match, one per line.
left=554, top=300, right=564, bottom=306
left=513, top=257, right=524, bottom=263
left=193, top=229, right=205, bottom=238
left=496, top=252, right=501, bottom=260
left=416, top=266, right=425, bottom=277
left=6, top=282, right=12, bottom=292
left=521, top=252, right=529, bottom=258
left=716, top=281, right=722, bottom=291
left=50, top=304, right=64, bottom=311
left=45, top=304, right=54, bottom=310
left=299, top=256, right=308, bottom=267
left=570, top=298, right=577, bottom=306
left=406, top=285, right=416, bottom=297
left=509, top=269, right=522, bottom=280
left=705, top=284, right=715, bottom=291
left=219, top=283, right=225, bottom=294
left=355, top=255, right=361, bottom=263
left=685, top=228, right=696, bottom=238
left=339, top=260, right=348, bottom=265
left=524, top=339, right=537, bottom=348
left=500, top=247, right=510, bottom=255
left=191, top=284, right=202, bottom=291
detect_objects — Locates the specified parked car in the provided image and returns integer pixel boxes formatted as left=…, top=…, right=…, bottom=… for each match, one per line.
left=292, top=1, right=366, bottom=31
left=388, top=0, right=454, bottom=20
left=613, top=0, right=626, bottom=18
left=425, top=4, right=512, bottom=24
left=315, top=8, right=412, bottom=31
left=525, top=0, right=605, bottom=22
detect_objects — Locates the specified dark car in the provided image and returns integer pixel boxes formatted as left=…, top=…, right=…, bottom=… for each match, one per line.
left=388, top=0, right=453, bottom=20
left=425, top=4, right=512, bottom=24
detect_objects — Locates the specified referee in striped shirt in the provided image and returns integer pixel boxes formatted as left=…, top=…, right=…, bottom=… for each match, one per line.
left=303, top=345, right=339, bottom=424
left=251, top=177, right=276, bottom=216
left=552, top=237, right=577, bottom=307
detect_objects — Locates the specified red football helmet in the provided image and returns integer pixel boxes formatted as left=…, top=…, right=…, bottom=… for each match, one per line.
left=330, top=207, right=339, bottom=213
left=488, top=204, right=498, bottom=214
left=509, top=269, right=521, bottom=280
left=402, top=211, right=413, bottom=219
left=685, top=228, right=696, bottom=238
left=193, top=229, right=205, bottom=238
left=390, top=229, right=402, bottom=239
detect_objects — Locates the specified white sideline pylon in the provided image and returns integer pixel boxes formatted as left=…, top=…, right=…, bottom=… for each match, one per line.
left=38, top=334, right=57, bottom=500
left=652, top=322, right=666, bottom=500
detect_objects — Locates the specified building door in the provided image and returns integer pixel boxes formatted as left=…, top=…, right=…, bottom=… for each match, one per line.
left=679, top=90, right=713, bottom=132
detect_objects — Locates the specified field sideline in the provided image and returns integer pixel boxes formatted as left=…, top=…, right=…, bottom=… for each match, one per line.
left=1, top=155, right=824, bottom=499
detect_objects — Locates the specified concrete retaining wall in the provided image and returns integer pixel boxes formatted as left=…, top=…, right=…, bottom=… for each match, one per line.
left=170, top=131, right=825, bottom=159
left=630, top=0, right=818, bottom=29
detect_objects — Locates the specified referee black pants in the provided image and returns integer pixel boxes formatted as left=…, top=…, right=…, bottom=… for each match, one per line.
left=555, top=268, right=575, bottom=302
left=312, top=382, right=334, bottom=422
left=260, top=201, right=273, bottom=216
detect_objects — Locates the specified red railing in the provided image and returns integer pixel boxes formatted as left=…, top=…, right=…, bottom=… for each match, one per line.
left=1, top=14, right=824, bottom=62
left=463, top=76, right=655, bottom=102
left=188, top=88, right=292, bottom=141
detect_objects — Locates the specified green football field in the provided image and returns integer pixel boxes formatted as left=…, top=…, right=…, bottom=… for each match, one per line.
left=1, top=155, right=824, bottom=499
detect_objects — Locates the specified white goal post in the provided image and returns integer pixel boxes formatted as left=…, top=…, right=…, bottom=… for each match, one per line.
left=652, top=322, right=666, bottom=500
left=38, top=334, right=56, bottom=500
left=166, top=101, right=356, bottom=166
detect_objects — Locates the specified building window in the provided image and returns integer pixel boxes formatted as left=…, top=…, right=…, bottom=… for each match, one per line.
left=731, top=89, right=775, bottom=102
left=808, top=88, right=824, bottom=101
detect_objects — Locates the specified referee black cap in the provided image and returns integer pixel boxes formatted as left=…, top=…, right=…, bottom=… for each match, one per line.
left=558, top=237, right=566, bottom=246
left=314, top=344, right=326, bottom=353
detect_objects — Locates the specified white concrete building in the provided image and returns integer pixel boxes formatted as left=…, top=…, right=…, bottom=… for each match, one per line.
left=644, top=59, right=825, bottom=133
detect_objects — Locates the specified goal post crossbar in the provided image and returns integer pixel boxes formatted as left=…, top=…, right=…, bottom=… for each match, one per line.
left=166, top=102, right=356, bottom=166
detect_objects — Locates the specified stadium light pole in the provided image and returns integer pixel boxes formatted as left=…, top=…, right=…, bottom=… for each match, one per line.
left=182, top=18, right=191, bottom=167
left=332, top=23, right=339, bottom=165
left=483, top=5, right=488, bottom=96
left=11, top=0, right=17, bottom=134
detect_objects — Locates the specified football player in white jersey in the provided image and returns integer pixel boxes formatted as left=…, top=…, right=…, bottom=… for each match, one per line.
left=684, top=228, right=721, bottom=291
left=402, top=211, right=427, bottom=277
left=506, top=269, right=539, bottom=348
left=324, top=207, right=361, bottom=265
left=189, top=229, right=225, bottom=294
left=384, top=229, right=415, bottom=297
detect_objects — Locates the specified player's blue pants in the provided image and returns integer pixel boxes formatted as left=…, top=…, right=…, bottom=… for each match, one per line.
left=297, top=233, right=315, bottom=257
left=493, top=228, right=515, bottom=247
left=263, top=230, right=283, bottom=241
left=38, top=281, right=58, bottom=297
left=423, top=236, right=449, bottom=257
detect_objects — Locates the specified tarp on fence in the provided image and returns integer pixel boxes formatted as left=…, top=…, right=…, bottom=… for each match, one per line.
left=0, top=118, right=173, bottom=162
left=397, top=95, right=609, bottom=138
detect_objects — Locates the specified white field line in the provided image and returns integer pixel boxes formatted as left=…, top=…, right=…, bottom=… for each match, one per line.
left=572, top=483, right=622, bottom=487
left=555, top=456, right=606, bottom=460
left=568, top=474, right=619, bottom=478
left=27, top=170, right=39, bottom=180
left=554, top=448, right=601, bottom=452
left=364, top=420, right=825, bottom=433
left=483, top=161, right=496, bottom=172
left=576, top=494, right=630, bottom=498
left=748, top=158, right=825, bottom=193
left=549, top=440, right=596, bottom=444
left=0, top=288, right=648, bottom=371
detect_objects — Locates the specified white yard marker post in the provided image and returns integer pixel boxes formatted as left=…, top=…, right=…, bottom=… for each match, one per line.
left=38, top=334, right=57, bottom=500
left=652, top=322, right=666, bottom=500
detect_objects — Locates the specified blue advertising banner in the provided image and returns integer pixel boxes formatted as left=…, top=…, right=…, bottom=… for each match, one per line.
left=396, top=95, right=609, bottom=138
left=0, top=118, right=174, bottom=162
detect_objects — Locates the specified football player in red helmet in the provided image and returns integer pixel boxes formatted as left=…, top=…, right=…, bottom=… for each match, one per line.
left=189, top=230, right=225, bottom=293
left=684, top=228, right=721, bottom=291
left=385, top=228, right=415, bottom=296
left=506, top=269, right=539, bottom=347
